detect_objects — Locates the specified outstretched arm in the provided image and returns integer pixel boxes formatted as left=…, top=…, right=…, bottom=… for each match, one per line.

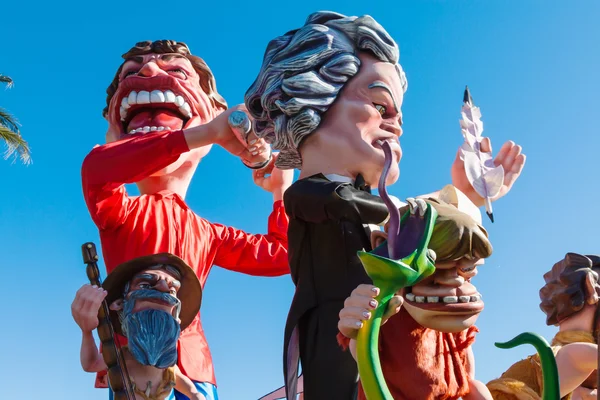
left=212, top=200, right=290, bottom=276
left=81, top=130, right=191, bottom=230
left=174, top=365, right=206, bottom=400
left=71, top=284, right=108, bottom=373
left=555, top=342, right=598, bottom=397
left=284, top=178, right=389, bottom=225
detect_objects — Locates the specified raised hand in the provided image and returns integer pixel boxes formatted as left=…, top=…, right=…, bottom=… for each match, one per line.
left=71, top=284, right=107, bottom=333
left=253, top=153, right=294, bottom=200
left=452, top=138, right=526, bottom=207
left=338, top=284, right=403, bottom=340
left=210, top=105, right=271, bottom=165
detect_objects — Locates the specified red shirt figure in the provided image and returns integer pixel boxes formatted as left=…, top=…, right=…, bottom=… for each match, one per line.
left=84, top=40, right=293, bottom=391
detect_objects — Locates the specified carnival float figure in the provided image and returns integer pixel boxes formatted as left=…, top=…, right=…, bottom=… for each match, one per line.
left=487, top=253, right=600, bottom=400
left=82, top=40, right=294, bottom=400
left=338, top=185, right=494, bottom=400
left=245, top=11, right=526, bottom=399
left=72, top=247, right=205, bottom=400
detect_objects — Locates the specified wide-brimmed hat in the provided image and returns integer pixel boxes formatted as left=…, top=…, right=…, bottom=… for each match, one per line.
left=102, top=253, right=202, bottom=336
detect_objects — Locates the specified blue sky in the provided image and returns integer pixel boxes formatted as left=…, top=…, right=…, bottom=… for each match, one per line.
left=1, top=1, right=598, bottom=398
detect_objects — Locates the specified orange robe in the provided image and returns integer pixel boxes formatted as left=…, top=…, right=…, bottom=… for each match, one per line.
left=339, top=308, right=477, bottom=400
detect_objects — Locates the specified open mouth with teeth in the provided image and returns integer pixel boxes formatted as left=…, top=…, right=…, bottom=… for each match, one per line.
left=402, top=286, right=484, bottom=312
left=119, top=89, right=194, bottom=135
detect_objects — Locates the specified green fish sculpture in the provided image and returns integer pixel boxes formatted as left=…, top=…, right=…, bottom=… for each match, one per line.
left=355, top=141, right=438, bottom=400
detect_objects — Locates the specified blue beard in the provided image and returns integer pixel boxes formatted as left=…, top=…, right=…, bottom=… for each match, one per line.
left=120, top=290, right=181, bottom=368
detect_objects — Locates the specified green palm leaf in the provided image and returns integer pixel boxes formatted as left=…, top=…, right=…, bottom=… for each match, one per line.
left=0, top=75, right=31, bottom=164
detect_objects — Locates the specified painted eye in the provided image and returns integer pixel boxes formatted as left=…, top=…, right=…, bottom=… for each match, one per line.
left=374, top=104, right=386, bottom=117
left=169, top=69, right=187, bottom=78
left=124, top=70, right=138, bottom=78
left=139, top=283, right=151, bottom=289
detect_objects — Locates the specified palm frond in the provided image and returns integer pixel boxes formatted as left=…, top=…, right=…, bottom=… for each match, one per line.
left=0, top=125, right=31, bottom=164
left=0, top=107, right=20, bottom=133
left=0, top=74, right=13, bottom=88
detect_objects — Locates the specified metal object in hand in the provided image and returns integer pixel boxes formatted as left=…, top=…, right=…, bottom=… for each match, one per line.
left=228, top=110, right=252, bottom=143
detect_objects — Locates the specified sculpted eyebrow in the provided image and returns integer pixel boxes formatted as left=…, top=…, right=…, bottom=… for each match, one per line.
left=133, top=273, right=158, bottom=283
left=368, top=81, right=399, bottom=114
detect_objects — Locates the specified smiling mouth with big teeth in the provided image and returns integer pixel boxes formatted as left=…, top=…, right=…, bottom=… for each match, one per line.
left=402, top=287, right=484, bottom=312
left=119, top=89, right=193, bottom=135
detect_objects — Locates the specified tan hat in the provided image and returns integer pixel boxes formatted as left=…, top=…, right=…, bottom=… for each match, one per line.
left=437, top=185, right=483, bottom=225
left=102, top=253, right=202, bottom=336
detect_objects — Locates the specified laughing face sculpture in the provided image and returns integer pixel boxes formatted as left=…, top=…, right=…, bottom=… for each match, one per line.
left=103, top=40, right=227, bottom=175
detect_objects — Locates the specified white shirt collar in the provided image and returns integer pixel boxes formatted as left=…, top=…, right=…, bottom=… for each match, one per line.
left=324, top=174, right=355, bottom=184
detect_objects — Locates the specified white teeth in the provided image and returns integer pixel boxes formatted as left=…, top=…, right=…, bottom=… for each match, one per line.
left=128, top=126, right=172, bottom=134
left=405, top=292, right=481, bottom=304
left=180, top=102, right=192, bottom=118
left=128, top=91, right=137, bottom=105
left=150, top=90, right=165, bottom=103
left=164, top=90, right=176, bottom=103
left=443, top=296, right=458, bottom=303
left=137, top=91, right=150, bottom=104
left=120, top=90, right=192, bottom=125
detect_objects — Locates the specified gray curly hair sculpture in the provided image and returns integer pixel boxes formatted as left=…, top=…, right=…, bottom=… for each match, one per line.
left=245, top=11, right=408, bottom=169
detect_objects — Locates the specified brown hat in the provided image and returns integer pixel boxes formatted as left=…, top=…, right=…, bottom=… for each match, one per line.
left=102, top=253, right=202, bottom=335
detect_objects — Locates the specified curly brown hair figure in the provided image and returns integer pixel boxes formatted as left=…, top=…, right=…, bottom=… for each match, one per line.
left=539, top=252, right=600, bottom=327
left=103, top=40, right=227, bottom=118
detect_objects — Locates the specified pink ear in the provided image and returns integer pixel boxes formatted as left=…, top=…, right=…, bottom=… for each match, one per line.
left=110, top=299, right=124, bottom=311
left=585, top=274, right=600, bottom=305
left=371, top=230, right=388, bottom=250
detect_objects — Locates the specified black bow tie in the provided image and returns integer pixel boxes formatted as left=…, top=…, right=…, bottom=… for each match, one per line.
left=354, top=174, right=371, bottom=193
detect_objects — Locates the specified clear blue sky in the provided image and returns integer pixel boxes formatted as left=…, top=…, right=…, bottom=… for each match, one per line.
left=1, top=1, right=598, bottom=399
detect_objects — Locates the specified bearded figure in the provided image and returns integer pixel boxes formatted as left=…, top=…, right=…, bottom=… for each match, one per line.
left=72, top=253, right=206, bottom=400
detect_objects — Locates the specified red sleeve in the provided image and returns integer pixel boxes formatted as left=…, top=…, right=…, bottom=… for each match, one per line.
left=211, top=200, right=290, bottom=276
left=81, top=130, right=190, bottom=230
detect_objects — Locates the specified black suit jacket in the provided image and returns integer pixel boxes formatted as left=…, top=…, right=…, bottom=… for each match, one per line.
left=282, top=174, right=389, bottom=400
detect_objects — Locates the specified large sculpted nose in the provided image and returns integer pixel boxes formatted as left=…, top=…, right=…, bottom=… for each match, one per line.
left=154, top=279, right=171, bottom=293
left=137, top=61, right=166, bottom=78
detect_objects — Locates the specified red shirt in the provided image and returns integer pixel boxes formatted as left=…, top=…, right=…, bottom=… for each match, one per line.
left=81, top=130, right=290, bottom=386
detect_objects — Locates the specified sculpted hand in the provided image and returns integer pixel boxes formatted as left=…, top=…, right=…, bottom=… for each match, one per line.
left=253, top=153, right=294, bottom=200
left=451, top=138, right=526, bottom=207
left=209, top=104, right=271, bottom=165
left=338, top=284, right=403, bottom=339
left=71, top=284, right=107, bottom=333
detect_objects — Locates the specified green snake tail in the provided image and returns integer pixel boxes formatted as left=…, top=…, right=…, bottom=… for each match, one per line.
left=355, top=292, right=395, bottom=400
left=495, top=332, right=560, bottom=400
